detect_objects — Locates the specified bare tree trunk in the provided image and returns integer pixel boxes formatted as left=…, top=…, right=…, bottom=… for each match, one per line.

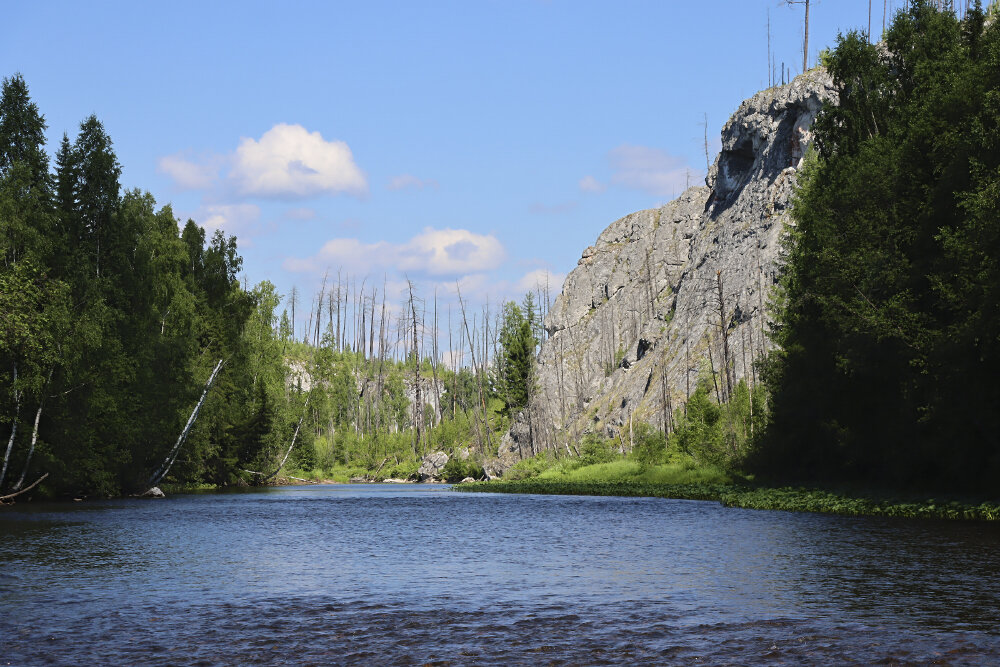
left=430, top=289, right=442, bottom=426
left=703, top=113, right=710, bottom=172
left=707, top=332, right=723, bottom=404
left=743, top=324, right=754, bottom=439
left=660, top=367, right=670, bottom=435
left=147, top=359, right=224, bottom=490
left=457, top=284, right=491, bottom=452
left=13, top=366, right=54, bottom=491
left=448, top=305, right=457, bottom=417
left=369, top=288, right=377, bottom=360
left=407, top=280, right=423, bottom=457
left=1, top=362, right=20, bottom=489
left=685, top=336, right=691, bottom=417
left=265, top=393, right=311, bottom=481
left=715, top=271, right=733, bottom=399
left=804, top=0, right=810, bottom=73
left=315, top=272, right=328, bottom=348
left=291, top=286, right=300, bottom=343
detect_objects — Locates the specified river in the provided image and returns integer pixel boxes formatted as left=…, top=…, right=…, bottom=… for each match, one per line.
left=2, top=484, right=999, bottom=664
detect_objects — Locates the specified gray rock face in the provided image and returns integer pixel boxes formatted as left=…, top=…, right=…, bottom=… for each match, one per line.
left=417, top=451, right=449, bottom=481
left=498, top=71, right=836, bottom=466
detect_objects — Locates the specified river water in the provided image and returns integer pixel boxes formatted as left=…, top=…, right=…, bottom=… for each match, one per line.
left=2, top=484, right=1000, bottom=665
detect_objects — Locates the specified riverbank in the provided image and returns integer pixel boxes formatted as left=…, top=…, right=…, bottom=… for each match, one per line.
left=454, top=478, right=1000, bottom=521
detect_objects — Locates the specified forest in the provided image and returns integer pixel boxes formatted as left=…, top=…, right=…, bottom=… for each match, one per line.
left=0, top=72, right=546, bottom=499
left=2, top=1, right=998, bottom=502
left=752, top=0, right=1000, bottom=493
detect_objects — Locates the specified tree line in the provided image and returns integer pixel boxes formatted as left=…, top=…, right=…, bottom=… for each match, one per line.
left=0, top=75, right=547, bottom=498
left=751, top=0, right=1000, bottom=493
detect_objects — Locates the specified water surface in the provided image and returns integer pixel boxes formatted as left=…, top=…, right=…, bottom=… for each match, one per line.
left=3, top=484, right=1000, bottom=664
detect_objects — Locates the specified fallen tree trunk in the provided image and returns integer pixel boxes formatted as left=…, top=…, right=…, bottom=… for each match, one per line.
left=0, top=472, right=47, bottom=503
left=145, top=359, right=224, bottom=491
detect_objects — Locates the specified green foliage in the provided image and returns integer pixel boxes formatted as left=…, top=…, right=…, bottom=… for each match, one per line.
left=668, top=376, right=765, bottom=470
left=604, top=344, right=626, bottom=376
left=628, top=422, right=667, bottom=465
left=0, top=72, right=523, bottom=498
left=440, top=456, right=485, bottom=483
left=503, top=450, right=559, bottom=480
left=757, top=2, right=1000, bottom=492
left=494, top=297, right=537, bottom=414
left=577, top=433, right=618, bottom=466
left=455, top=479, right=1000, bottom=521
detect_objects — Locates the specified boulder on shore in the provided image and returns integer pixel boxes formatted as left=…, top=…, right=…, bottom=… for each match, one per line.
left=417, top=451, right=449, bottom=481
left=141, top=487, right=166, bottom=498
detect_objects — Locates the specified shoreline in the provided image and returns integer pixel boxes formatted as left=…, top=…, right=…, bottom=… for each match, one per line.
left=453, top=479, right=1000, bottom=521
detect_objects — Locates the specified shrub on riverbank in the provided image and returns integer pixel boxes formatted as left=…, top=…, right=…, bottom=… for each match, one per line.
left=454, top=479, right=1000, bottom=521
left=533, top=457, right=731, bottom=486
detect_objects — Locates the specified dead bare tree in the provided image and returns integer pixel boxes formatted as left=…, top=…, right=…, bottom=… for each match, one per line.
left=714, top=270, right=734, bottom=400
left=430, top=289, right=442, bottom=426
left=457, top=283, right=491, bottom=452
left=407, top=280, right=423, bottom=457
left=290, top=286, right=299, bottom=343
left=784, top=0, right=813, bottom=74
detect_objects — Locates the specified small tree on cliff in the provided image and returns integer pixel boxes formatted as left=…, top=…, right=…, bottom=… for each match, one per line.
left=496, top=296, right=538, bottom=415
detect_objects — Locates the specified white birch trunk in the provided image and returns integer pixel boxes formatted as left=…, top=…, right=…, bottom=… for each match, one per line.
left=1, top=362, right=20, bottom=489
left=13, top=367, right=53, bottom=491
left=146, top=359, right=224, bottom=490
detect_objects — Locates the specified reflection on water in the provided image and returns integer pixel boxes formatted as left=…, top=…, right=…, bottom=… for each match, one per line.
left=2, top=484, right=999, bottom=664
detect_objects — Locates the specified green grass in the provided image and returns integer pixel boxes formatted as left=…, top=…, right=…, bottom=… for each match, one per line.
left=534, top=458, right=731, bottom=485
left=454, top=477, right=1000, bottom=521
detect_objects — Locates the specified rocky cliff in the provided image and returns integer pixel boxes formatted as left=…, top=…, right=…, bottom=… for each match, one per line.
left=496, top=71, right=837, bottom=468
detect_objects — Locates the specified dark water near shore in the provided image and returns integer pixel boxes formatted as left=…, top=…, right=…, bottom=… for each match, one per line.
left=3, top=484, right=1000, bottom=665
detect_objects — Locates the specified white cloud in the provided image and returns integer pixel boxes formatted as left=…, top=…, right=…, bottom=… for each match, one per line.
left=403, top=228, right=506, bottom=275
left=578, top=175, right=606, bottom=193
left=516, top=268, right=565, bottom=294
left=231, top=123, right=367, bottom=198
left=158, top=153, right=219, bottom=190
left=387, top=174, right=439, bottom=191
left=283, top=227, right=506, bottom=278
left=199, top=203, right=261, bottom=234
left=608, top=144, right=699, bottom=196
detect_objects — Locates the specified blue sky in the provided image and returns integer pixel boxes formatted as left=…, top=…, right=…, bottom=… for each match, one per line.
left=5, top=0, right=888, bottom=331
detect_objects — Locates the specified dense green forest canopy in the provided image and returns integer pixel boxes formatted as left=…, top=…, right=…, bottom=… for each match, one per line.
left=753, top=1, right=1000, bottom=492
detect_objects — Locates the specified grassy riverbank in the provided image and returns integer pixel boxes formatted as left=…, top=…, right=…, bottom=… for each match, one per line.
left=454, top=460, right=1000, bottom=521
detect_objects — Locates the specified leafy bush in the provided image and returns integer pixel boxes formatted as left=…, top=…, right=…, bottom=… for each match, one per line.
left=441, top=456, right=485, bottom=483
left=384, top=460, right=419, bottom=480
left=578, top=433, right=618, bottom=466
left=629, top=422, right=667, bottom=465
left=503, top=451, right=558, bottom=480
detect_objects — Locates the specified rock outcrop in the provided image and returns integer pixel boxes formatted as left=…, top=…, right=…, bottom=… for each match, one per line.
left=417, top=451, right=449, bottom=481
left=497, top=71, right=836, bottom=468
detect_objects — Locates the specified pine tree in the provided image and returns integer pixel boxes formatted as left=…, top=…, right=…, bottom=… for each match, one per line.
left=73, top=115, right=121, bottom=278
